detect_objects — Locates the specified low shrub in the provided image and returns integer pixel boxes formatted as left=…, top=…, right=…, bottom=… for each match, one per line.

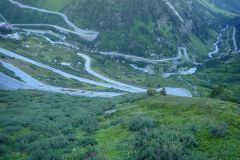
left=147, top=89, right=158, bottom=96
left=132, top=127, right=199, bottom=160
left=110, top=118, right=124, bottom=126
left=159, top=88, right=167, bottom=96
left=0, top=145, right=9, bottom=155
left=3, top=125, right=22, bottom=134
left=28, top=150, right=63, bottom=160
left=0, top=133, right=10, bottom=144
left=49, top=136, right=69, bottom=149
left=128, top=115, right=155, bottom=131
left=78, top=137, right=97, bottom=147
left=15, top=133, right=38, bottom=152
left=209, top=122, right=229, bottom=138
left=72, top=114, right=98, bottom=133
left=72, top=147, right=99, bottom=160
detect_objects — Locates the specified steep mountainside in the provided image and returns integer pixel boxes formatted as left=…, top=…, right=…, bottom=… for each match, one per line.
left=2, top=0, right=238, bottom=59
left=66, top=0, right=236, bottom=58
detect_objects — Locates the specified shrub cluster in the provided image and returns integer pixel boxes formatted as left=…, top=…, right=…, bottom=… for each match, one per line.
left=209, top=122, right=229, bottom=138
left=128, top=115, right=208, bottom=160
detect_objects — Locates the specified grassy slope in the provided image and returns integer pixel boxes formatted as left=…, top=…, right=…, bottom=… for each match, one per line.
left=0, top=90, right=239, bottom=159
left=98, top=96, right=240, bottom=159
left=18, top=0, right=76, bottom=11
left=0, top=0, right=68, bottom=28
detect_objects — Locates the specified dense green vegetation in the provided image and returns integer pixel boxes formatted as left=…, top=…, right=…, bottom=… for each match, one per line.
left=184, top=51, right=240, bottom=103
left=0, top=90, right=239, bottom=160
left=18, top=0, right=76, bottom=11
left=0, top=0, right=68, bottom=28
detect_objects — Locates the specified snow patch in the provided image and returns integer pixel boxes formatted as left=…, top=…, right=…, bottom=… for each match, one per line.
left=163, top=67, right=197, bottom=78
left=130, top=64, right=155, bottom=75
left=61, top=62, right=72, bottom=67
left=2, top=33, right=22, bottom=40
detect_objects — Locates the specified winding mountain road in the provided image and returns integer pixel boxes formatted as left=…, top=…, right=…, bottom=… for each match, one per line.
left=78, top=52, right=193, bottom=97
left=0, top=47, right=142, bottom=93
left=13, top=23, right=194, bottom=65
left=0, top=2, right=193, bottom=97
left=1, top=60, right=41, bottom=86
left=0, top=61, right=124, bottom=97
left=12, top=23, right=97, bottom=41
left=2, top=5, right=191, bottom=65
left=0, top=47, right=192, bottom=97
left=8, top=0, right=98, bottom=41
left=17, top=25, right=193, bottom=65
left=90, top=47, right=190, bottom=64
left=0, top=72, right=31, bottom=90
left=21, top=28, right=63, bottom=39
left=77, top=53, right=145, bottom=92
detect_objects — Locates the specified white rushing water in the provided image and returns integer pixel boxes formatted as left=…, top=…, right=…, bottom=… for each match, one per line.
left=208, top=33, right=222, bottom=58
left=130, top=64, right=155, bottom=75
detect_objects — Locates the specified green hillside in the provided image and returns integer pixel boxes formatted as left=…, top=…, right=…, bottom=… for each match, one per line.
left=3, top=0, right=235, bottom=58
left=0, top=91, right=239, bottom=160
left=18, top=0, right=76, bottom=11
